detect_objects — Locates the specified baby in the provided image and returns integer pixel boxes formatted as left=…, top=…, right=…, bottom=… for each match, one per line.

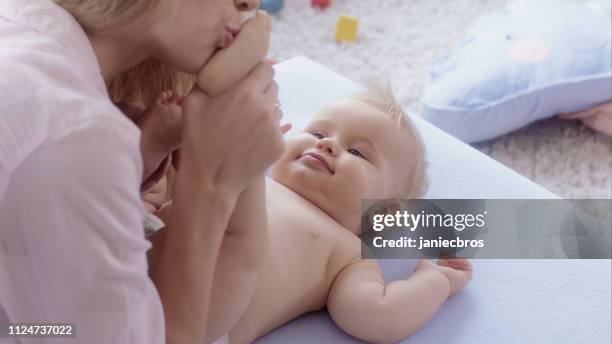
left=152, top=82, right=473, bottom=344
left=227, top=83, right=472, bottom=344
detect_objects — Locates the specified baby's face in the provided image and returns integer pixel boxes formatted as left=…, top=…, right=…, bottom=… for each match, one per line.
left=272, top=99, right=415, bottom=232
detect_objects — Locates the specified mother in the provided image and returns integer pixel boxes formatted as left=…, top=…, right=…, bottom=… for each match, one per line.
left=0, top=0, right=284, bottom=343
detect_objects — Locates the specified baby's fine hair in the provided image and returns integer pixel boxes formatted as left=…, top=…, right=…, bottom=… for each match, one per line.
left=54, top=0, right=195, bottom=105
left=351, top=79, right=428, bottom=198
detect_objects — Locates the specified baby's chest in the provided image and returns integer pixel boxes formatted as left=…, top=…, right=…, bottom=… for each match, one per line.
left=269, top=210, right=360, bottom=293
left=269, top=208, right=337, bottom=260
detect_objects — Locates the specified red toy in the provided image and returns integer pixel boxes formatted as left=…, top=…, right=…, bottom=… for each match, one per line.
left=311, top=0, right=330, bottom=9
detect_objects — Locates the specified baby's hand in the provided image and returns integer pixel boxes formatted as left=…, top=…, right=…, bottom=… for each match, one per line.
left=116, top=95, right=181, bottom=190
left=140, top=90, right=183, bottom=154
left=139, top=90, right=183, bottom=188
left=142, top=175, right=168, bottom=214
left=415, top=257, right=473, bottom=297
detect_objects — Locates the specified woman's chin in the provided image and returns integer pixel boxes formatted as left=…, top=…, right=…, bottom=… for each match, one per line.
left=162, top=50, right=216, bottom=75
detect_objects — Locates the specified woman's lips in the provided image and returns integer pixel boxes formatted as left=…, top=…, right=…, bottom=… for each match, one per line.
left=226, top=26, right=241, bottom=36
left=218, top=29, right=235, bottom=49
left=301, top=152, right=333, bottom=174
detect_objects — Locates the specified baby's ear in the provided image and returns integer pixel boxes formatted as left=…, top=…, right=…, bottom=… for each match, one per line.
left=381, top=199, right=404, bottom=214
left=359, top=199, right=404, bottom=239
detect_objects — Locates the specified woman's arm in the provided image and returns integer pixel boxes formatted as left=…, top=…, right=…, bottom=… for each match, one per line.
left=0, top=119, right=164, bottom=344
left=204, top=177, right=268, bottom=342
left=148, top=177, right=269, bottom=343
left=149, top=166, right=240, bottom=344
left=148, top=62, right=283, bottom=344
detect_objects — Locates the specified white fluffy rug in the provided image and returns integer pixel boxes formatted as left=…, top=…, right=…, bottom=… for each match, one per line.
left=267, top=0, right=612, bottom=198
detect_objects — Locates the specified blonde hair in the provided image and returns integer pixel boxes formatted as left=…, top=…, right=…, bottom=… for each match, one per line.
left=352, top=79, right=428, bottom=198
left=54, top=0, right=195, bottom=105
left=107, top=60, right=195, bottom=105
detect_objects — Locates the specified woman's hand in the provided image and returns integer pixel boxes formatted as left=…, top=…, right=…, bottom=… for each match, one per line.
left=180, top=62, right=284, bottom=194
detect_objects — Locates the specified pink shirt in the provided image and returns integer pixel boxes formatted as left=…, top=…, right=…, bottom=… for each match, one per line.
left=0, top=0, right=165, bottom=342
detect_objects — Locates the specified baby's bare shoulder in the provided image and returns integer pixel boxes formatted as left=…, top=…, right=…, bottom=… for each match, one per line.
left=325, top=225, right=362, bottom=283
left=265, top=178, right=362, bottom=281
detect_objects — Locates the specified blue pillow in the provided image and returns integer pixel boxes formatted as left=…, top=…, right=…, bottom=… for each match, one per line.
left=421, top=0, right=612, bottom=143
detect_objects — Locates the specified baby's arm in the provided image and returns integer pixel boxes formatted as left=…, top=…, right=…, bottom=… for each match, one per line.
left=327, top=258, right=472, bottom=344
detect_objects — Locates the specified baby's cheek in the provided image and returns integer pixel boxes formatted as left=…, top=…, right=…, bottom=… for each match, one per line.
left=365, top=168, right=398, bottom=199
left=285, top=135, right=311, bottom=155
left=346, top=163, right=379, bottom=197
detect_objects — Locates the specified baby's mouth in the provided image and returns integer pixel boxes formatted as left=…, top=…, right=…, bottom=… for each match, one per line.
left=301, top=152, right=334, bottom=174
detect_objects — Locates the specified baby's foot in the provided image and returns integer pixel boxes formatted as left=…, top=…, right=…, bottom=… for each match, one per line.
left=139, top=90, right=183, bottom=186
left=197, top=10, right=272, bottom=95
left=415, top=257, right=473, bottom=297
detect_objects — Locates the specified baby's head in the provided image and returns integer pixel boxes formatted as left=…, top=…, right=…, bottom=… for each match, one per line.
left=271, top=81, right=428, bottom=233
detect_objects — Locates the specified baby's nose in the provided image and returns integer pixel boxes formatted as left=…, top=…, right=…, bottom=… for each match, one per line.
left=316, top=138, right=338, bottom=156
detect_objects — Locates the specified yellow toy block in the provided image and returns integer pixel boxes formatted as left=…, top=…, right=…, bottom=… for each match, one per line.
left=335, top=15, right=359, bottom=41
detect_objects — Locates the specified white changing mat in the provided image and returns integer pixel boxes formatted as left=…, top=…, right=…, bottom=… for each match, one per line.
left=254, top=57, right=611, bottom=344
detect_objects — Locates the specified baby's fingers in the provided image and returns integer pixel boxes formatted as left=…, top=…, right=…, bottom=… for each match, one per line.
left=280, top=123, right=292, bottom=134
left=437, top=258, right=473, bottom=272
left=415, top=257, right=437, bottom=272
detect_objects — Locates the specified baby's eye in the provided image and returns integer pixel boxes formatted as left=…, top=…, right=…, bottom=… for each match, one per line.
left=348, top=148, right=366, bottom=159
left=310, top=132, right=324, bottom=139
